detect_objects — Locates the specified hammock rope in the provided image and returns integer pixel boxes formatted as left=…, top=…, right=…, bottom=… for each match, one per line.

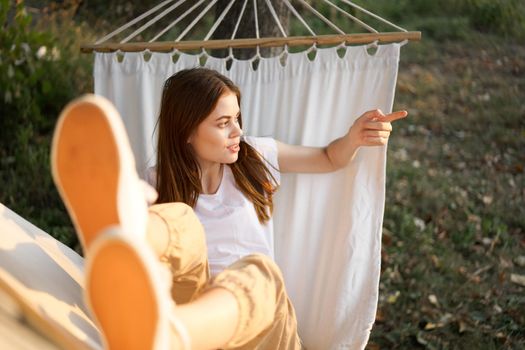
left=231, top=0, right=249, bottom=40
left=283, top=0, right=315, bottom=36
left=340, top=0, right=407, bottom=32
left=82, top=0, right=420, bottom=53
left=297, top=0, right=345, bottom=35
left=124, top=0, right=186, bottom=44
left=150, top=0, right=205, bottom=42
left=264, top=0, right=288, bottom=37
left=323, top=0, right=378, bottom=33
left=204, top=0, right=237, bottom=41
left=253, top=0, right=260, bottom=40
left=94, top=0, right=177, bottom=45
left=176, top=0, right=219, bottom=42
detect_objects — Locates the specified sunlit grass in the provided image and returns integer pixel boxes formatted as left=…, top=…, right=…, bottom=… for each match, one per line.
left=370, top=36, right=525, bottom=349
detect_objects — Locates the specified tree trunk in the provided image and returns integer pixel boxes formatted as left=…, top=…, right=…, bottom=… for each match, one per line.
left=212, top=0, right=290, bottom=59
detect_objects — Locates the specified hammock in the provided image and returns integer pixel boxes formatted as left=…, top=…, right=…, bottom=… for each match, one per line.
left=94, top=41, right=401, bottom=350
left=90, top=3, right=415, bottom=349
left=0, top=203, right=102, bottom=349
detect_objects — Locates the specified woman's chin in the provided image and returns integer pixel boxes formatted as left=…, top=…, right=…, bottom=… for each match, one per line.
left=224, top=155, right=239, bottom=164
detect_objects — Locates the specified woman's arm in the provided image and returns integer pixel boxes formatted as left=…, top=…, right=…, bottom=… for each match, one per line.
left=276, top=109, right=408, bottom=173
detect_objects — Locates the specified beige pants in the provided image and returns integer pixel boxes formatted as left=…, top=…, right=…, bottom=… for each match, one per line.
left=148, top=203, right=302, bottom=350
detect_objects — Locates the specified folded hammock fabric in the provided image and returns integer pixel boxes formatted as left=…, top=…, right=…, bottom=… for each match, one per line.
left=94, top=43, right=401, bottom=349
left=0, top=203, right=102, bottom=350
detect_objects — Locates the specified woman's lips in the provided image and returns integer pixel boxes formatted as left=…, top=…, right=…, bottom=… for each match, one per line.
left=227, top=143, right=240, bottom=153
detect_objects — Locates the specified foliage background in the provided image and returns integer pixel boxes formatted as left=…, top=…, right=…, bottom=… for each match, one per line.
left=1, top=0, right=524, bottom=348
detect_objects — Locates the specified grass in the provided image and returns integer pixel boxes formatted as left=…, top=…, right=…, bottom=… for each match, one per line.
left=369, top=34, right=525, bottom=349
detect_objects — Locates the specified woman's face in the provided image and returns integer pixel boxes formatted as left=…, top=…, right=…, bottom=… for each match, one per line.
left=188, top=91, right=243, bottom=169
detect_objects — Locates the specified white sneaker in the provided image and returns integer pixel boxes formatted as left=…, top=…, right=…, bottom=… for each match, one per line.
left=86, top=228, right=191, bottom=350
left=51, top=94, right=150, bottom=254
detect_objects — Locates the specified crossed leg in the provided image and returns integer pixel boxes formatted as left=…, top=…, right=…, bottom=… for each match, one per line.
left=51, top=94, right=301, bottom=350
left=147, top=203, right=301, bottom=350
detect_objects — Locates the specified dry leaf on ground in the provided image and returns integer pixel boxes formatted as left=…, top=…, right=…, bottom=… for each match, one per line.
left=510, top=274, right=525, bottom=287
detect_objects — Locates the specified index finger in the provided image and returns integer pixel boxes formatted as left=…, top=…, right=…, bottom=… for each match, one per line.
left=380, top=110, right=408, bottom=123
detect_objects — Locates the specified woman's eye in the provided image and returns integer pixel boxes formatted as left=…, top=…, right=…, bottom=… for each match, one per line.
left=218, top=117, right=239, bottom=128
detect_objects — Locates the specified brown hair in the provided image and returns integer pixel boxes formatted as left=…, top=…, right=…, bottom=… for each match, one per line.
left=155, top=68, right=277, bottom=223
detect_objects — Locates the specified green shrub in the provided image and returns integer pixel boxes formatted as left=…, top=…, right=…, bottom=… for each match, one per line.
left=0, top=0, right=93, bottom=248
left=463, top=0, right=525, bottom=37
left=349, top=0, right=525, bottom=40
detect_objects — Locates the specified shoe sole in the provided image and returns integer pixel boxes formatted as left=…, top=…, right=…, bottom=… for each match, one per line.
left=85, top=231, right=167, bottom=350
left=51, top=95, right=131, bottom=252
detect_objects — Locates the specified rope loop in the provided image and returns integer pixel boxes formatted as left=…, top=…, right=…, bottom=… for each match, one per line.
left=115, top=49, right=125, bottom=63
left=366, top=39, right=379, bottom=49
left=306, top=42, right=317, bottom=55
left=170, top=48, right=180, bottom=64
left=199, top=47, right=208, bottom=58
left=251, top=45, right=261, bottom=61
left=279, top=44, right=289, bottom=59
left=336, top=41, right=346, bottom=50
left=143, top=48, right=153, bottom=62
left=227, top=46, right=235, bottom=60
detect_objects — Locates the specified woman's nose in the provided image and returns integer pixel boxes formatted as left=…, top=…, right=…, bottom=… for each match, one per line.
left=231, top=123, right=243, bottom=137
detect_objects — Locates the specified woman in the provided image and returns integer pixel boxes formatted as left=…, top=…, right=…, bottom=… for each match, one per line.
left=151, top=67, right=407, bottom=278
left=51, top=68, right=406, bottom=350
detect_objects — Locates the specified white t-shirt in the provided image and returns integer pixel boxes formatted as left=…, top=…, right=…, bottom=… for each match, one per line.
left=147, top=136, right=280, bottom=276
left=195, top=136, right=280, bottom=276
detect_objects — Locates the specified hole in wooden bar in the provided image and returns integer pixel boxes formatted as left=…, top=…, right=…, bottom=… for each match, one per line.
left=307, top=49, right=317, bottom=62
left=279, top=52, right=288, bottom=67
left=337, top=46, right=347, bottom=59
left=225, top=57, right=233, bottom=71
left=251, top=57, right=260, bottom=71
left=366, top=45, right=378, bottom=56
left=199, top=55, right=208, bottom=66
left=116, top=52, right=125, bottom=63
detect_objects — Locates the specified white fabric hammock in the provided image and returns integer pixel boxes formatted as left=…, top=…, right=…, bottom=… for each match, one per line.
left=94, top=43, right=401, bottom=349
